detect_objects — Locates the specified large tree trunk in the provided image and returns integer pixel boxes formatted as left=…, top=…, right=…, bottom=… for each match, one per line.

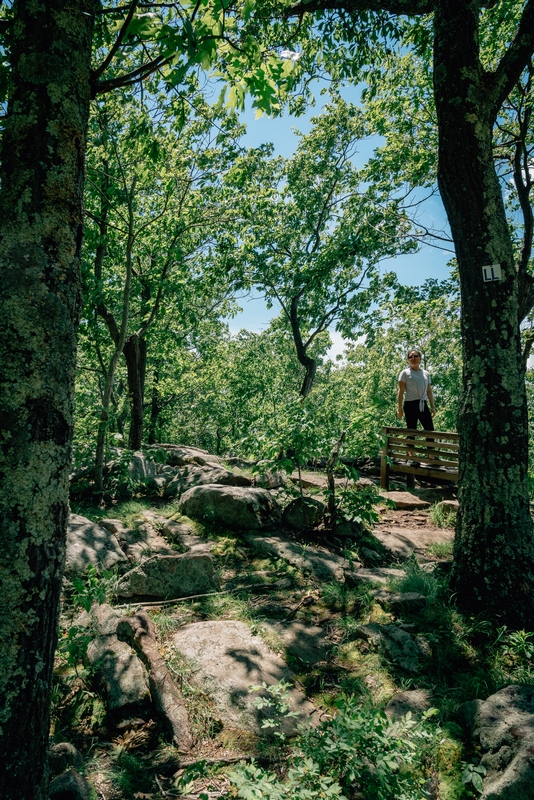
left=434, top=0, right=534, bottom=625
left=147, top=365, right=162, bottom=445
left=124, top=333, right=147, bottom=450
left=0, top=0, right=95, bottom=796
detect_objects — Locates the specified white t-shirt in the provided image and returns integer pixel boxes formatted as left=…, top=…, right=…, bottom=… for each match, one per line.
left=398, top=367, right=430, bottom=404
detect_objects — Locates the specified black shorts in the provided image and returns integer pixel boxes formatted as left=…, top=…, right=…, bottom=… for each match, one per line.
left=404, top=399, right=434, bottom=431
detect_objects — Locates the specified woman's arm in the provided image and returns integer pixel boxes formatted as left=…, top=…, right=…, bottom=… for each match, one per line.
left=397, top=381, right=405, bottom=419
left=427, top=383, right=436, bottom=416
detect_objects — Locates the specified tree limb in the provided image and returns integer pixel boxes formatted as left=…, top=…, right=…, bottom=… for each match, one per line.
left=287, top=0, right=433, bottom=17
left=116, top=611, right=194, bottom=752
left=92, top=0, right=139, bottom=80
left=488, top=0, right=534, bottom=118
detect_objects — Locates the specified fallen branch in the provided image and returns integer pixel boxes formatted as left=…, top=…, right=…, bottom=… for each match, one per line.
left=113, top=582, right=276, bottom=610
left=116, top=611, right=193, bottom=752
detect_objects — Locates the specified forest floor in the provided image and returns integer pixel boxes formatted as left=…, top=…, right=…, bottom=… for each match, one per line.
left=54, top=473, right=531, bottom=800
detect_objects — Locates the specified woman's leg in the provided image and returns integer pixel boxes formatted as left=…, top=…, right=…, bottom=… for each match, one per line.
left=418, top=402, right=435, bottom=458
left=404, top=400, right=419, bottom=456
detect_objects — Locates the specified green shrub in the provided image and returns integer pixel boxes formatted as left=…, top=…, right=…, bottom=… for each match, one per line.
left=229, top=692, right=437, bottom=800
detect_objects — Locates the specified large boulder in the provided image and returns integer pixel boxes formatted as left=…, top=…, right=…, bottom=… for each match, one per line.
left=179, top=485, right=282, bottom=530
left=65, top=514, right=128, bottom=576
left=128, top=451, right=158, bottom=485
left=152, top=444, right=222, bottom=468
left=283, top=497, right=325, bottom=530
left=172, top=620, right=316, bottom=734
left=164, top=465, right=251, bottom=499
left=106, top=518, right=178, bottom=564
left=464, top=685, right=534, bottom=799
left=115, top=553, right=219, bottom=598
left=85, top=604, right=150, bottom=712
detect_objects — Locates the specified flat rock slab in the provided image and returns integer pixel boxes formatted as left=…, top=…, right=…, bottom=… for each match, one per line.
left=379, top=491, right=431, bottom=510
left=246, top=534, right=347, bottom=582
left=66, top=514, right=128, bottom=576
left=345, top=567, right=406, bottom=587
left=180, top=485, right=282, bottom=530
left=373, top=590, right=427, bottom=613
left=261, top=620, right=328, bottom=665
left=374, top=525, right=454, bottom=560
left=172, top=620, right=316, bottom=734
left=115, top=553, right=219, bottom=598
left=113, top=520, right=179, bottom=564
left=85, top=604, right=150, bottom=711
left=158, top=519, right=214, bottom=555
left=464, top=684, right=534, bottom=799
left=355, top=623, right=430, bottom=674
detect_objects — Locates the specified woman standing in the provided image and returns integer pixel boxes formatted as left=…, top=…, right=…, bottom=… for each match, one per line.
left=397, top=349, right=435, bottom=430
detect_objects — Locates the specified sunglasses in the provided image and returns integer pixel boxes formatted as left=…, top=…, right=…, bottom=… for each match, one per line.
left=408, top=355, right=420, bottom=359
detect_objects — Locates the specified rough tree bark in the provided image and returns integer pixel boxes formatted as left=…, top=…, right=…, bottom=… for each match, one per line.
left=288, top=0, right=534, bottom=625
left=124, top=332, right=147, bottom=450
left=0, top=0, right=95, bottom=796
left=433, top=0, right=534, bottom=623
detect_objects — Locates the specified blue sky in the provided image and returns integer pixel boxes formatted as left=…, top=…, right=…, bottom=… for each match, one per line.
left=227, top=93, right=455, bottom=353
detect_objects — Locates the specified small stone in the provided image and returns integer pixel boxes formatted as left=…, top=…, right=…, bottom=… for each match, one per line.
left=379, top=491, right=431, bottom=511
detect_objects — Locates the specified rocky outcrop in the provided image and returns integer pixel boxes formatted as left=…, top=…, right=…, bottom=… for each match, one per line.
left=65, top=514, right=128, bottom=576
left=115, top=553, right=219, bottom=598
left=464, top=685, right=534, bottom=799
left=179, top=485, right=282, bottom=530
left=355, top=623, right=431, bottom=674
left=85, top=604, right=151, bottom=712
left=172, top=620, right=316, bottom=734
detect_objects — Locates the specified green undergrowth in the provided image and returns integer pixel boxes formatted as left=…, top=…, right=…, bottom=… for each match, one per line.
left=55, top=498, right=534, bottom=799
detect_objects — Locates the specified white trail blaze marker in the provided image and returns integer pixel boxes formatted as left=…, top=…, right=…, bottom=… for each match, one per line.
left=482, top=264, right=502, bottom=282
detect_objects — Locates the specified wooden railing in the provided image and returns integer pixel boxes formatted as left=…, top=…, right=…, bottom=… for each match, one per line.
left=380, top=426, right=459, bottom=490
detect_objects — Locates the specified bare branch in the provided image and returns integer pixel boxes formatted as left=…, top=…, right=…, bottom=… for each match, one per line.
left=488, top=0, right=534, bottom=119
left=287, top=0, right=433, bottom=18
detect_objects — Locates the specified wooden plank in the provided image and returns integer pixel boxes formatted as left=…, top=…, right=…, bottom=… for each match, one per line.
left=387, top=436, right=458, bottom=452
left=388, top=444, right=457, bottom=457
left=389, top=454, right=458, bottom=467
left=380, top=448, right=389, bottom=490
left=388, top=451, right=459, bottom=466
left=382, top=426, right=459, bottom=442
left=391, top=463, right=458, bottom=482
